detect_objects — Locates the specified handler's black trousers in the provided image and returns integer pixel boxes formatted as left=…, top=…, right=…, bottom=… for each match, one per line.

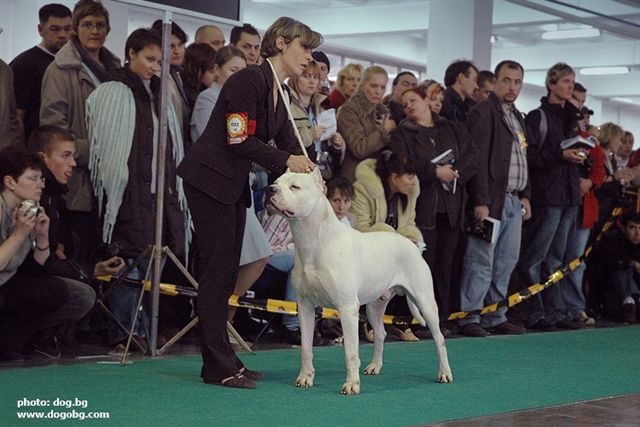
left=184, top=183, right=246, bottom=382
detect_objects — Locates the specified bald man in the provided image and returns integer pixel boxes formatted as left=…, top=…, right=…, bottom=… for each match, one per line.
left=195, top=25, right=225, bottom=50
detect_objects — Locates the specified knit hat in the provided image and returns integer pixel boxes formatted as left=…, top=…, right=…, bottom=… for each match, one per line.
left=312, top=51, right=330, bottom=72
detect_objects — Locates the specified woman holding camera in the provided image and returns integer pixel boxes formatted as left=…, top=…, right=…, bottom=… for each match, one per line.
left=337, top=65, right=397, bottom=182
left=177, top=17, right=321, bottom=389
left=0, top=146, right=69, bottom=358
left=391, top=87, right=478, bottom=334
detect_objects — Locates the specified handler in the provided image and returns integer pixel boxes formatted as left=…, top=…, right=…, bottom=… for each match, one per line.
left=177, top=17, right=321, bottom=389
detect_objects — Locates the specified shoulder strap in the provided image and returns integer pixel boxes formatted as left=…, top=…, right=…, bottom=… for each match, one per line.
left=538, top=107, right=548, bottom=144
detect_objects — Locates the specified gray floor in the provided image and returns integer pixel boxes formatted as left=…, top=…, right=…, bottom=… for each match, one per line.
left=428, top=393, right=640, bottom=427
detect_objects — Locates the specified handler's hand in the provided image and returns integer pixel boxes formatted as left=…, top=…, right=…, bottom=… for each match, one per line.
left=287, top=155, right=316, bottom=173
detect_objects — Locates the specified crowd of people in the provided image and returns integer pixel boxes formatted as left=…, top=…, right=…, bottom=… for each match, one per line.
left=1, top=1, right=639, bottom=389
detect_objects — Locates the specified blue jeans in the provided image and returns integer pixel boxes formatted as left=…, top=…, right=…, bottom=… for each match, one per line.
left=519, top=205, right=577, bottom=326
left=267, top=250, right=297, bottom=331
left=562, top=219, right=591, bottom=319
left=459, top=194, right=522, bottom=327
left=108, top=258, right=162, bottom=343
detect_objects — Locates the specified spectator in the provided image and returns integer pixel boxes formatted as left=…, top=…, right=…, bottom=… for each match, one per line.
left=617, top=130, right=634, bottom=169
left=591, top=123, right=635, bottom=241
left=385, top=71, right=417, bottom=124
left=40, top=0, right=121, bottom=265
left=517, top=62, right=587, bottom=331
left=31, top=125, right=125, bottom=279
left=11, top=3, right=72, bottom=141
left=458, top=60, right=530, bottom=337
left=181, top=43, right=217, bottom=113
left=191, top=46, right=246, bottom=142
left=586, top=211, right=640, bottom=323
left=85, top=28, right=190, bottom=353
left=288, top=59, right=345, bottom=179
left=440, top=59, right=478, bottom=122
left=471, top=70, right=495, bottom=104
left=392, top=87, right=478, bottom=335
left=311, top=50, right=331, bottom=95
left=151, top=20, right=190, bottom=133
left=230, top=23, right=261, bottom=65
left=338, top=65, right=395, bottom=182
left=327, top=176, right=356, bottom=227
left=176, top=16, right=320, bottom=389
left=194, top=24, right=225, bottom=50
left=419, top=79, right=446, bottom=116
left=0, top=146, right=68, bottom=358
left=0, top=59, right=21, bottom=148
left=322, top=63, right=363, bottom=110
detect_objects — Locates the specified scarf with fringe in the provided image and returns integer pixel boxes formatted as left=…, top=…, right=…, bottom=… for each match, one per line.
left=86, top=80, right=191, bottom=255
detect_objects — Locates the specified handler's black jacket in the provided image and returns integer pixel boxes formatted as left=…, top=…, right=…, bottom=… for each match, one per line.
left=465, top=92, right=531, bottom=218
left=177, top=62, right=302, bottom=206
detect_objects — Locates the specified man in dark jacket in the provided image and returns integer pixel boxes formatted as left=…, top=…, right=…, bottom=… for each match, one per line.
left=440, top=60, right=478, bottom=123
left=458, top=60, right=531, bottom=337
left=517, top=62, right=587, bottom=330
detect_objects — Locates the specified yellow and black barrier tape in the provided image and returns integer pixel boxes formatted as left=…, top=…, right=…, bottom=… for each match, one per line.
left=97, top=207, right=624, bottom=327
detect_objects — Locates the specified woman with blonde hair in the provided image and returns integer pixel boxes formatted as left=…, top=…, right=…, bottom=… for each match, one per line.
left=322, top=63, right=363, bottom=110
left=289, top=60, right=345, bottom=178
left=337, top=65, right=396, bottom=182
left=177, top=16, right=321, bottom=389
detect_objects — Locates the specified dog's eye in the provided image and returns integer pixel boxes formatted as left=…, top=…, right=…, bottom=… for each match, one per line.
left=290, top=185, right=300, bottom=190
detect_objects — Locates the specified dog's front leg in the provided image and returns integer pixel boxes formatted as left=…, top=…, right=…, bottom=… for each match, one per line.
left=295, top=299, right=316, bottom=388
left=338, top=304, right=361, bottom=395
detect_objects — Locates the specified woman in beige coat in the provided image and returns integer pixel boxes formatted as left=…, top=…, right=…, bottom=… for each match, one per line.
left=337, top=65, right=396, bottom=182
left=40, top=0, right=120, bottom=261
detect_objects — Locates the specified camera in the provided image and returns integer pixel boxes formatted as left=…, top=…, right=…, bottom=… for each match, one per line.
left=19, top=199, right=40, bottom=217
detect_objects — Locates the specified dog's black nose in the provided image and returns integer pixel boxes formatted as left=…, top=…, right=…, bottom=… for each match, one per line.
left=265, top=185, right=279, bottom=198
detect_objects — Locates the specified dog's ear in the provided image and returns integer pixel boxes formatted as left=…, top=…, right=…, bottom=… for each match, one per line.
left=310, top=167, right=326, bottom=193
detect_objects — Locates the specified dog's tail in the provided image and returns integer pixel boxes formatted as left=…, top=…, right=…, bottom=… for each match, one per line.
left=406, top=296, right=426, bottom=327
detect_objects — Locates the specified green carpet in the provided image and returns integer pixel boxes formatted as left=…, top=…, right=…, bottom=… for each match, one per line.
left=2, top=326, right=639, bottom=426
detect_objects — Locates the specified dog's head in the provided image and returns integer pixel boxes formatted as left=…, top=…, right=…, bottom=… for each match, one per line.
left=265, top=168, right=326, bottom=220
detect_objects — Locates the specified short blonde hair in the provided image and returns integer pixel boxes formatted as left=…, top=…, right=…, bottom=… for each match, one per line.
left=361, top=65, right=388, bottom=85
left=260, top=16, right=323, bottom=59
left=289, top=60, right=321, bottom=92
left=335, top=63, right=364, bottom=94
left=599, top=122, right=624, bottom=149
left=545, top=62, right=575, bottom=93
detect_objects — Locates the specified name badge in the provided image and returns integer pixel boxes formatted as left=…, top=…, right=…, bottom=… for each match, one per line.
left=227, top=112, right=248, bottom=144
left=516, top=131, right=527, bottom=150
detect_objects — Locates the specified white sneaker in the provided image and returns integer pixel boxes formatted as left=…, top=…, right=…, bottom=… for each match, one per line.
left=577, top=310, right=596, bottom=326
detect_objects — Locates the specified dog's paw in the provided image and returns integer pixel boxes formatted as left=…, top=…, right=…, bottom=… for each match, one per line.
left=437, top=371, right=453, bottom=383
left=295, top=372, right=315, bottom=388
left=340, top=381, right=360, bottom=395
left=363, top=363, right=382, bottom=375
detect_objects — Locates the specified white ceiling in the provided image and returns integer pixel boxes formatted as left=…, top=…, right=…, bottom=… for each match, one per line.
left=243, top=0, right=640, bottom=105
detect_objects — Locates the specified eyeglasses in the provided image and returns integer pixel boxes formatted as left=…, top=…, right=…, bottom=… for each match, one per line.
left=79, top=21, right=108, bottom=32
left=25, top=176, right=46, bottom=184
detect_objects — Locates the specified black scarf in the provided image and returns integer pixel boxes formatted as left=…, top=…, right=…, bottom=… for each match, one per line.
left=72, top=37, right=118, bottom=83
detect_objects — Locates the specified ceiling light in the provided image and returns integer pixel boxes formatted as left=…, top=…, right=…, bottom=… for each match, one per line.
left=580, top=67, right=629, bottom=75
left=541, top=28, right=600, bottom=40
left=611, top=97, right=640, bottom=105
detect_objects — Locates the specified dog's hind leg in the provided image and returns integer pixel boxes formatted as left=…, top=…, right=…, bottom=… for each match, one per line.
left=295, top=299, right=316, bottom=388
left=338, top=303, right=361, bottom=395
left=406, top=292, right=453, bottom=383
left=364, top=298, right=388, bottom=375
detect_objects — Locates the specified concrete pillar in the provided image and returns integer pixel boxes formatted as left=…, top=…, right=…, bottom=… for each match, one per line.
left=426, top=0, right=494, bottom=82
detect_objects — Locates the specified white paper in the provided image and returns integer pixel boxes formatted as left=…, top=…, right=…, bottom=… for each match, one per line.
left=316, top=108, right=337, bottom=141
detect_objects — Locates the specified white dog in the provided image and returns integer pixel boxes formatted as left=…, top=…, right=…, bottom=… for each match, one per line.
left=267, top=168, right=453, bottom=395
